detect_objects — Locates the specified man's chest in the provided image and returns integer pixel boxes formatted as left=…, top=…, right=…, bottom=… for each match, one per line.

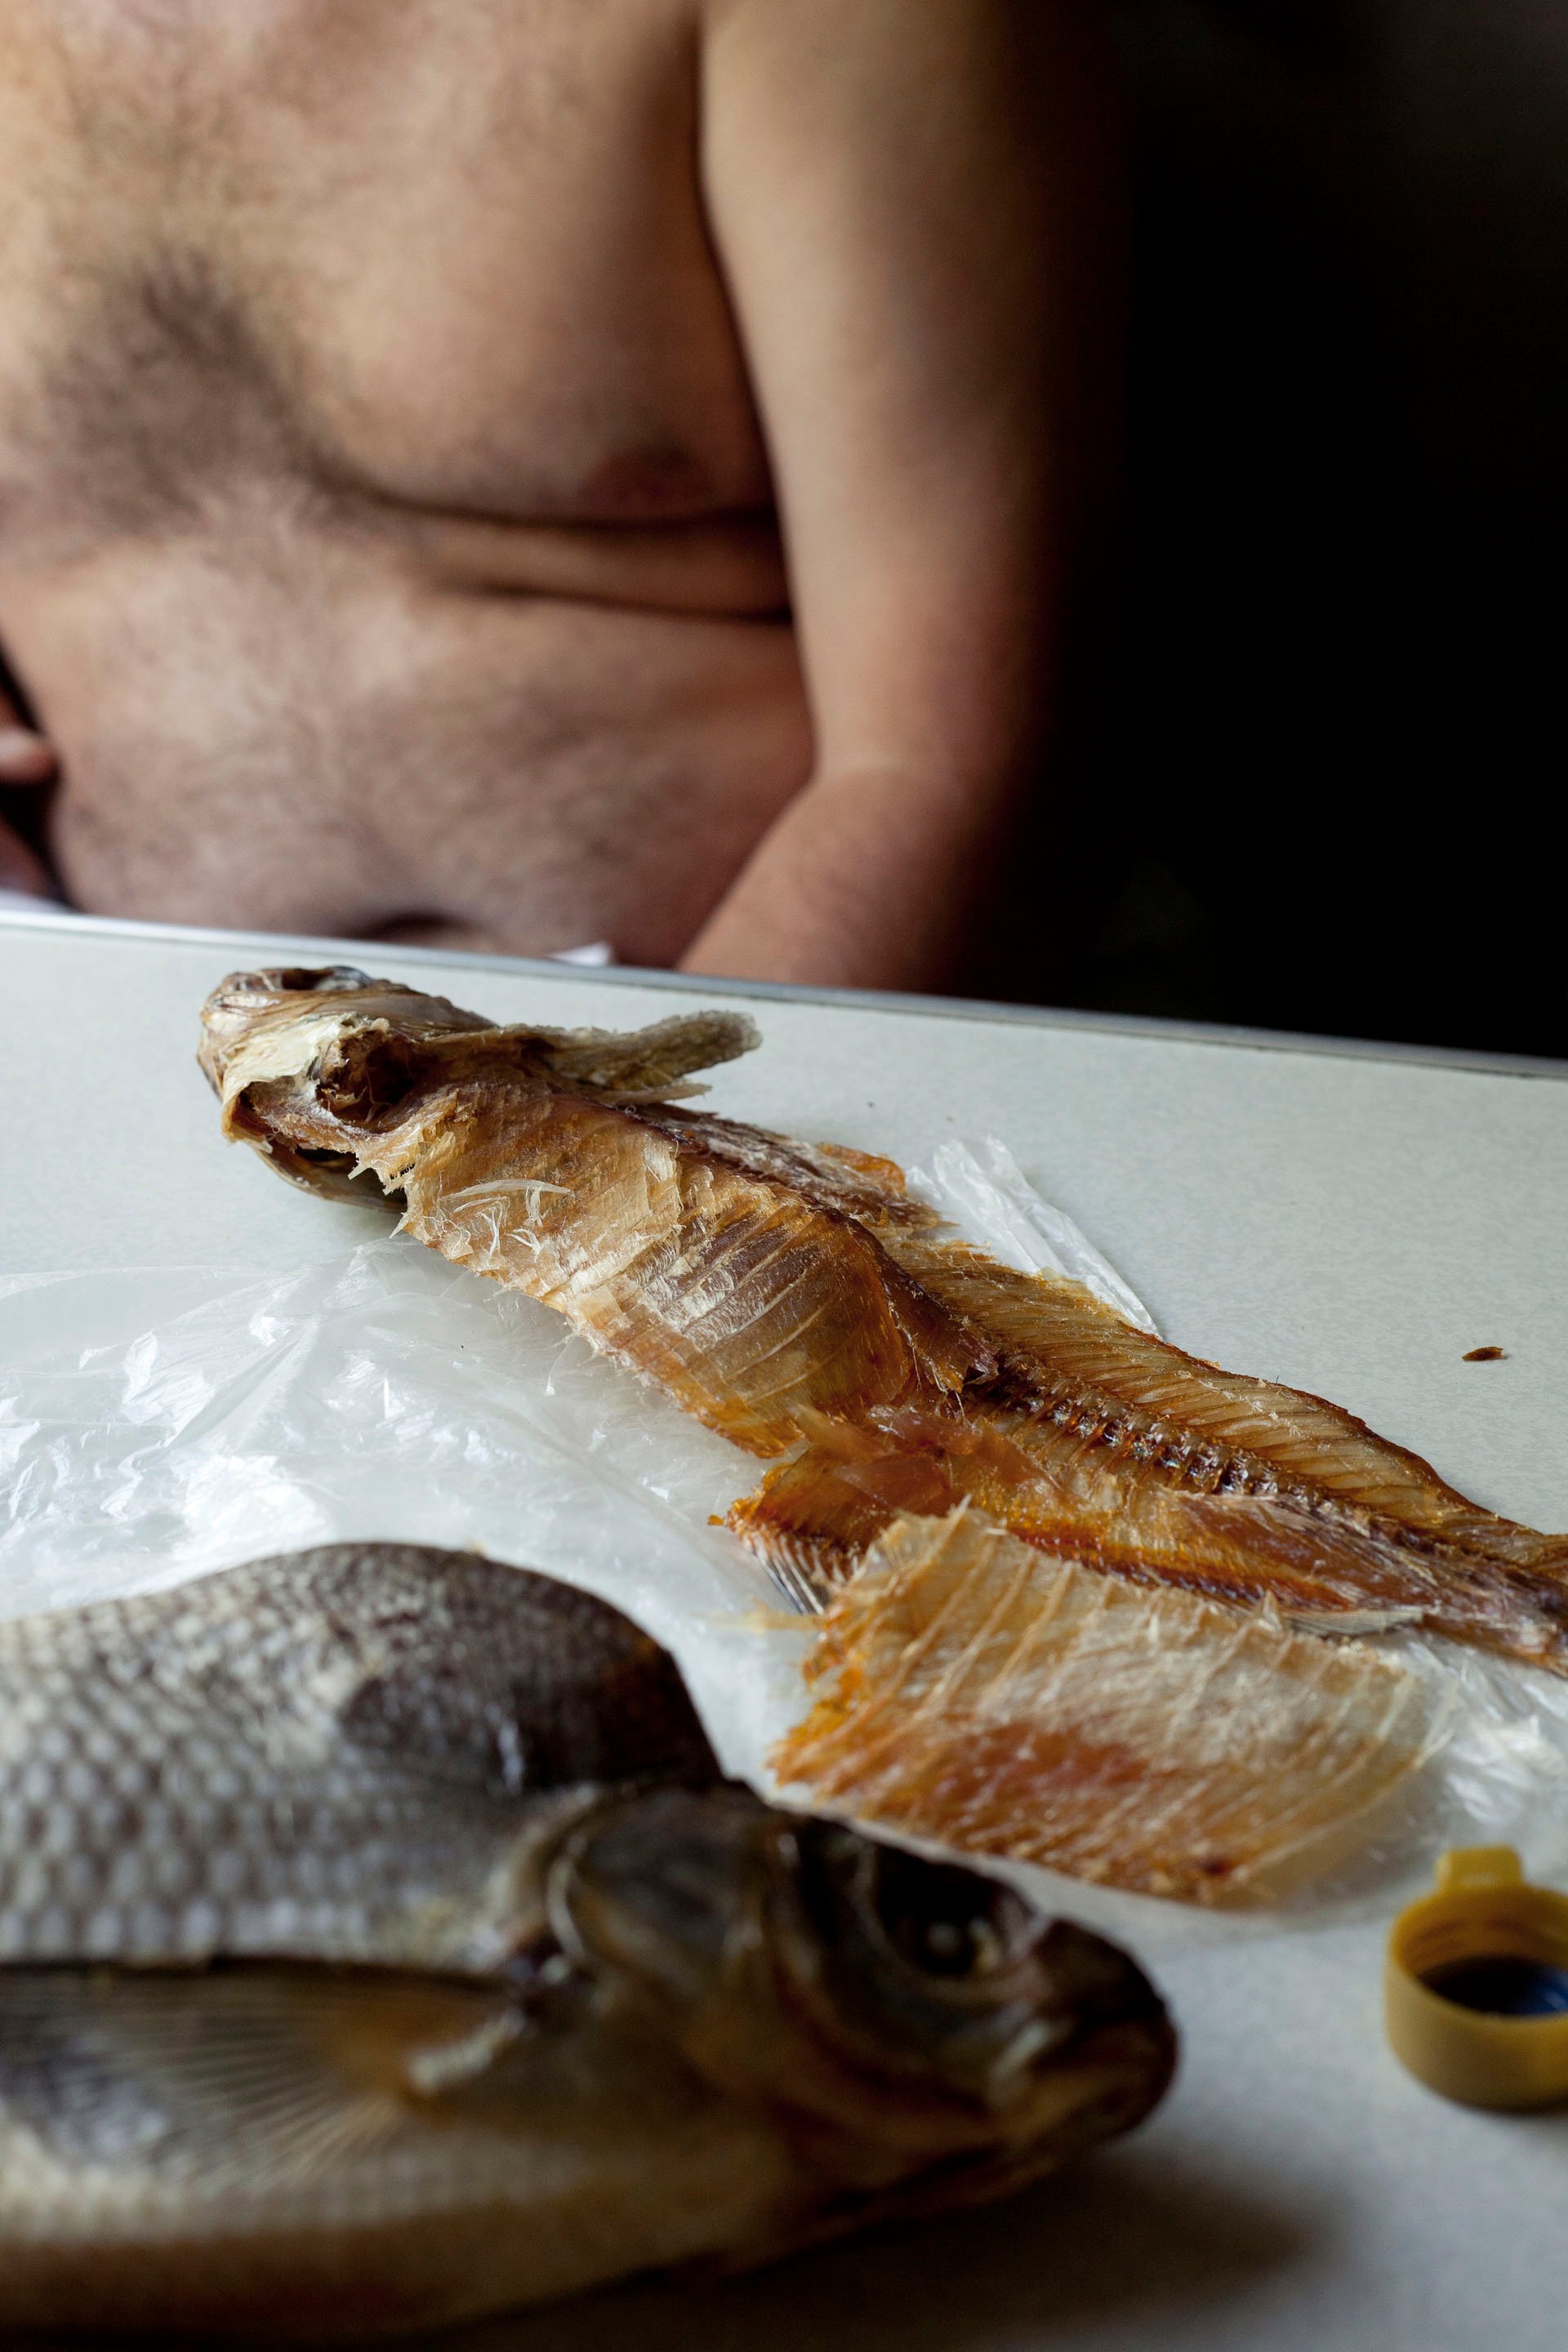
left=0, top=0, right=770, bottom=542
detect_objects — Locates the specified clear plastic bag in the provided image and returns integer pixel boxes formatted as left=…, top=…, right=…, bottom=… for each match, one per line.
left=3, top=1142, right=1566, bottom=1960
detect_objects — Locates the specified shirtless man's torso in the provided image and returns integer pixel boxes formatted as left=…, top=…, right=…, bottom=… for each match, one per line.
left=0, top=1, right=1113, bottom=987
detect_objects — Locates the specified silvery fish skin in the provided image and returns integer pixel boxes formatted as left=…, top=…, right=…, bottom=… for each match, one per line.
left=197, top=965, right=1568, bottom=1675
left=0, top=1545, right=1175, bottom=2339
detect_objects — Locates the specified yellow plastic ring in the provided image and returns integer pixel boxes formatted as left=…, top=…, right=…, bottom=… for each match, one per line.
left=1385, top=1847, right=1568, bottom=2110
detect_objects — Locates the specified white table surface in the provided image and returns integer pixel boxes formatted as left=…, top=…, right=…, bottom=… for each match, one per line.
left=3, top=907, right=1567, bottom=2351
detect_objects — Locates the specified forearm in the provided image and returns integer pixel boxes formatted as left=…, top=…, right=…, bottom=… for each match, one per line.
left=696, top=0, right=1122, bottom=998
left=679, top=757, right=1022, bottom=992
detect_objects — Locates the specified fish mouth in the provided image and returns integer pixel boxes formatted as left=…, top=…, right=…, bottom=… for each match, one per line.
left=550, top=1788, right=1174, bottom=2189
left=769, top=1819, right=1175, bottom=2137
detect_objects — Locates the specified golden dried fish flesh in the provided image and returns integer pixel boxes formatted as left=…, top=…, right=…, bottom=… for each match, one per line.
left=198, top=967, right=1568, bottom=1672
left=774, top=1509, right=1447, bottom=1904
left=199, top=965, right=978, bottom=1457
left=730, top=1235, right=1568, bottom=1664
left=0, top=1544, right=1174, bottom=2337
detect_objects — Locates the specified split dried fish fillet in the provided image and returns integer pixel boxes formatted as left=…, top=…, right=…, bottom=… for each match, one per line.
left=773, top=1510, right=1448, bottom=1904
left=199, top=966, right=1568, bottom=1673
left=728, top=1245, right=1568, bottom=1667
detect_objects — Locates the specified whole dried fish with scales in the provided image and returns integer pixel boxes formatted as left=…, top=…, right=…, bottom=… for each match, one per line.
left=0, top=1543, right=1173, bottom=2337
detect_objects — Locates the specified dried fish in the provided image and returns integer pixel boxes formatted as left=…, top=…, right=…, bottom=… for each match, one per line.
left=728, top=1240, right=1568, bottom=1671
left=199, top=968, right=1568, bottom=1673
left=0, top=1544, right=1174, bottom=2336
left=774, top=1509, right=1448, bottom=1904
left=199, top=966, right=978, bottom=1458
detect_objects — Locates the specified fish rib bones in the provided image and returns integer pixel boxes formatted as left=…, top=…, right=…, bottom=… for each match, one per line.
left=774, top=1508, right=1450, bottom=1904
left=199, top=966, right=1568, bottom=1673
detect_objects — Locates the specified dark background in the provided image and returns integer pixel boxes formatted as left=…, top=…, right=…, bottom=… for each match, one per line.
left=1053, top=0, right=1565, bottom=1058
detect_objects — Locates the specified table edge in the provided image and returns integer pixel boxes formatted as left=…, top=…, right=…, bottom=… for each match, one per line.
left=7, top=906, right=1564, bottom=1085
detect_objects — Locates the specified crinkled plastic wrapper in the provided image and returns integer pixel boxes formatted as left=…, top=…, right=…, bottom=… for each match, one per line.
left=3, top=1143, right=1566, bottom=1960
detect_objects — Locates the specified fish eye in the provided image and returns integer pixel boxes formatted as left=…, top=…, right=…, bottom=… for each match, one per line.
left=866, top=1846, right=1027, bottom=1980
left=796, top=1824, right=1032, bottom=1986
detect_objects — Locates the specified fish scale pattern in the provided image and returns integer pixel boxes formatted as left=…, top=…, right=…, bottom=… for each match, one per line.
left=0, top=1544, right=715, bottom=1971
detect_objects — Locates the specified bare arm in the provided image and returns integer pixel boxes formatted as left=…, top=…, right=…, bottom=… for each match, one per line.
left=682, top=0, right=1121, bottom=991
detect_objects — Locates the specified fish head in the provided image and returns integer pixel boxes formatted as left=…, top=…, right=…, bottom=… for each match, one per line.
left=196, top=964, right=486, bottom=1172
left=551, top=1784, right=1175, bottom=2213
